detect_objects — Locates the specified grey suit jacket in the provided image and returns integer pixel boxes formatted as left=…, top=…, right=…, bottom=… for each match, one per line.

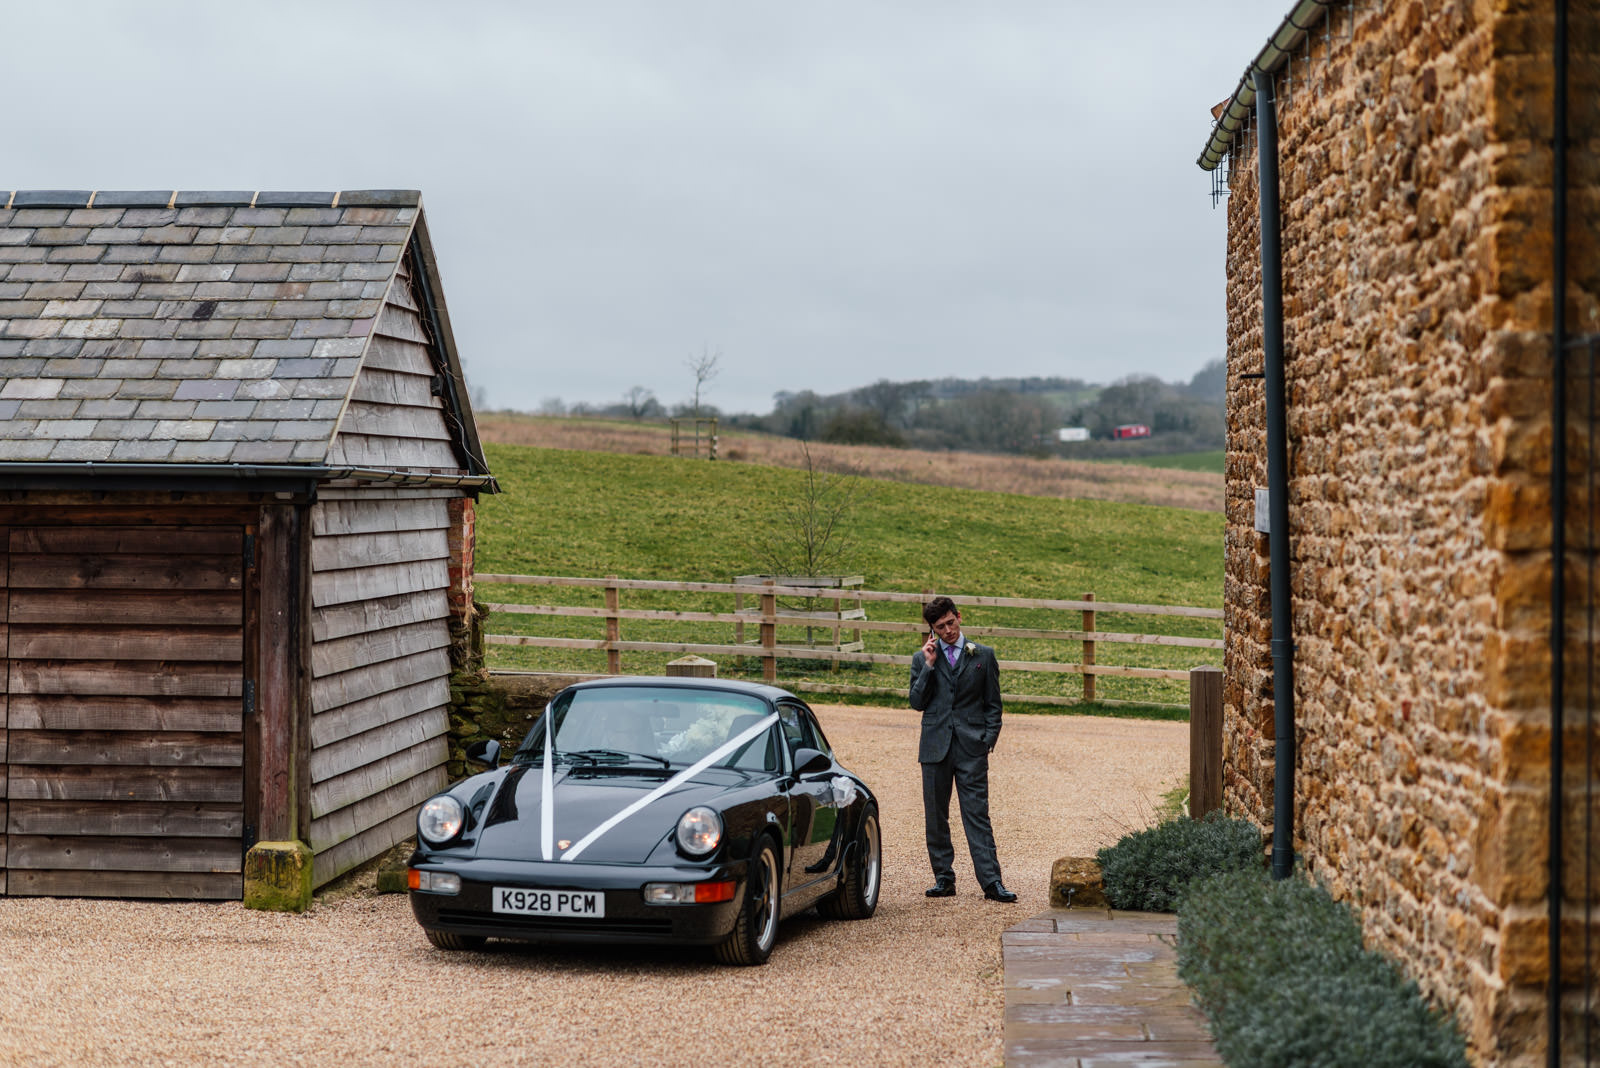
left=908, top=640, right=1003, bottom=764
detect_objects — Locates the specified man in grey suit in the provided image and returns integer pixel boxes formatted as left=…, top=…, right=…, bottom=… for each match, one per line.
left=908, top=596, right=1017, bottom=902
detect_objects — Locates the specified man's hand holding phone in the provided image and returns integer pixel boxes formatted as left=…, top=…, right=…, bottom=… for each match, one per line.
left=922, top=631, right=939, bottom=667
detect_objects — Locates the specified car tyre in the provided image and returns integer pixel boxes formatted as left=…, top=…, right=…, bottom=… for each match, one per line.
left=818, top=804, right=881, bottom=920
left=714, top=836, right=781, bottom=966
left=425, top=928, right=487, bottom=952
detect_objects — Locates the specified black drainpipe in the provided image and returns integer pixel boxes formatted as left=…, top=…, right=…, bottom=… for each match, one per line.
left=1548, top=0, right=1569, bottom=1061
left=1255, top=68, right=1296, bottom=882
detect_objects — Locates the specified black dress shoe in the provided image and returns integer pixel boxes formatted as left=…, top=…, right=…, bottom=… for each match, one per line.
left=925, top=880, right=956, bottom=898
left=983, top=882, right=1018, bottom=903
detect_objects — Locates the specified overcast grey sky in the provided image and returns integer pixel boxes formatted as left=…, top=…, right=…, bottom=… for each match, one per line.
left=7, top=1, right=1284, bottom=415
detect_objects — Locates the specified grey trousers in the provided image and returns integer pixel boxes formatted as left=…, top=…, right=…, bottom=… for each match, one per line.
left=922, top=744, right=1002, bottom=888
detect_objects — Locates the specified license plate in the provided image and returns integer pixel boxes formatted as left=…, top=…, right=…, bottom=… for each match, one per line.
left=492, top=887, right=605, bottom=918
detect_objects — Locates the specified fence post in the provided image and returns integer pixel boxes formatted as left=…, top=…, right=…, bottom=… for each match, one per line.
left=1189, top=665, right=1224, bottom=817
left=605, top=577, right=621, bottom=674
left=760, top=580, right=777, bottom=683
left=1082, top=592, right=1096, bottom=703
left=734, top=587, right=745, bottom=671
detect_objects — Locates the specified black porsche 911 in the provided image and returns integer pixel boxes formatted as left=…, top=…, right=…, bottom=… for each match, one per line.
left=407, top=677, right=881, bottom=965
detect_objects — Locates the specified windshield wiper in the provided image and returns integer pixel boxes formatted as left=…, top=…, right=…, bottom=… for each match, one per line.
left=566, top=748, right=671, bottom=768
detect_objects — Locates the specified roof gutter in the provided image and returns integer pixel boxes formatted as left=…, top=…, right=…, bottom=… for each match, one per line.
left=0, top=462, right=500, bottom=493
left=1197, top=0, right=1332, bottom=171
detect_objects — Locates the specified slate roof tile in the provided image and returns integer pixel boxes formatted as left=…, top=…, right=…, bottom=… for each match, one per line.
left=19, top=400, right=79, bottom=418
left=50, top=439, right=116, bottom=461
left=91, top=419, right=157, bottom=439
left=237, top=378, right=292, bottom=400
left=170, top=440, right=234, bottom=461
left=2, top=378, right=65, bottom=399
left=112, top=438, right=177, bottom=460
left=0, top=189, right=484, bottom=472
left=60, top=378, right=119, bottom=399
left=44, top=358, right=106, bottom=378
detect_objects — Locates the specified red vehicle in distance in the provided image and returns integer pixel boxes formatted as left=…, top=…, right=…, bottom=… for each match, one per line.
left=1111, top=423, right=1151, bottom=440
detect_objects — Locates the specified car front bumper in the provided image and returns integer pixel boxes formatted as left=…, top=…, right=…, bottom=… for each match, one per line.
left=408, top=854, right=749, bottom=946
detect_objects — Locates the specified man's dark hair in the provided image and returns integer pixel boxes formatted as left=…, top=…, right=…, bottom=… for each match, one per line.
left=922, top=596, right=958, bottom=627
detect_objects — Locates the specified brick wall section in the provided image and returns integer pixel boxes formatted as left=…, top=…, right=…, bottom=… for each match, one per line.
left=1220, top=2, right=1598, bottom=1063
left=446, top=495, right=478, bottom=669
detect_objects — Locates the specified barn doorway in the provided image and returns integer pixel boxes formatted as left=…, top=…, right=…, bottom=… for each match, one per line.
left=1, top=522, right=248, bottom=899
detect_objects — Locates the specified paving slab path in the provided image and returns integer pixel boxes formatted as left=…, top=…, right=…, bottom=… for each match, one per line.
left=0, top=705, right=1189, bottom=1067
left=1004, top=908, right=1222, bottom=1066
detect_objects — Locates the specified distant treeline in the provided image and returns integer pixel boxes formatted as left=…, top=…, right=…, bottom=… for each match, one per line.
left=558, top=360, right=1224, bottom=459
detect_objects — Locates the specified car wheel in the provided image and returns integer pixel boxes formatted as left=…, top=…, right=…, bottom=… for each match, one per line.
left=818, top=804, right=881, bottom=921
left=714, top=836, right=781, bottom=966
left=425, top=928, right=487, bottom=952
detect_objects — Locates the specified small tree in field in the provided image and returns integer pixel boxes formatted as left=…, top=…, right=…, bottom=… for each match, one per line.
left=745, top=443, right=866, bottom=650
left=749, top=442, right=862, bottom=580
left=685, top=345, right=720, bottom=417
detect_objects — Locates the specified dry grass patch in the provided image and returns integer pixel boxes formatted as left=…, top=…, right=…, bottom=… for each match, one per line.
left=478, top=414, right=1222, bottom=512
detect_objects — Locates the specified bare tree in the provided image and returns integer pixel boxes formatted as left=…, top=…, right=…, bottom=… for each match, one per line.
left=748, top=442, right=863, bottom=579
left=622, top=385, right=658, bottom=420
left=685, top=345, right=721, bottom=417
left=538, top=396, right=566, bottom=415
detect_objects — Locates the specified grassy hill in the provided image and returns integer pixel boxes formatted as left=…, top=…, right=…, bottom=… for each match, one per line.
left=475, top=443, right=1223, bottom=715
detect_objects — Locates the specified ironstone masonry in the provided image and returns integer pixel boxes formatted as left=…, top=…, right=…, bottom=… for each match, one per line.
left=1212, top=2, right=1598, bottom=1064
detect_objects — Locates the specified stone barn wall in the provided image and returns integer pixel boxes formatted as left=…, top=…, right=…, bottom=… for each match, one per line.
left=1220, top=1, right=1598, bottom=1062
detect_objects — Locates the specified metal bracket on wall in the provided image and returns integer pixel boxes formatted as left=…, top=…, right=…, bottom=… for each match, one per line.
left=243, top=679, right=256, bottom=718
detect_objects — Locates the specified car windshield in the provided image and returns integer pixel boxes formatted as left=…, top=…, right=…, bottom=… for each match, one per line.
left=514, top=687, right=778, bottom=773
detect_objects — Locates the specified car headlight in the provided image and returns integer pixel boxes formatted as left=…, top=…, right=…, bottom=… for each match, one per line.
left=418, top=795, right=465, bottom=845
left=676, top=806, right=723, bottom=855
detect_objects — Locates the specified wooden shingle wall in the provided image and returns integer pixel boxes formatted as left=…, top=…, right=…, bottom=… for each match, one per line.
left=307, top=490, right=454, bottom=886
left=1, top=519, right=246, bottom=899
left=326, top=255, right=461, bottom=471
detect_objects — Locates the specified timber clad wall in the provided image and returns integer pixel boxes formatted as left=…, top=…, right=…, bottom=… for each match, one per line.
left=328, top=255, right=461, bottom=471
left=0, top=517, right=247, bottom=899
left=307, top=492, right=453, bottom=886
left=1220, top=2, right=1598, bottom=1064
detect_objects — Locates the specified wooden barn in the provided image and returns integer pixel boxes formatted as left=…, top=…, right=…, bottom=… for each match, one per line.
left=0, top=189, right=496, bottom=899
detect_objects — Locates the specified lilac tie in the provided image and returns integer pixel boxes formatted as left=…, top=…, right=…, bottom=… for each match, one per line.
left=945, top=645, right=958, bottom=666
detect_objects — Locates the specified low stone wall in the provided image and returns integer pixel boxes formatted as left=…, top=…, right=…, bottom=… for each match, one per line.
left=445, top=671, right=602, bottom=779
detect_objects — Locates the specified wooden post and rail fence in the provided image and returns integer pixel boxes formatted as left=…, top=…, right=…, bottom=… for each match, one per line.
left=475, top=573, right=1228, bottom=817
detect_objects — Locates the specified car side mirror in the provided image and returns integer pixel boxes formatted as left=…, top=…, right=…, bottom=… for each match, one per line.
left=465, top=739, right=501, bottom=767
left=792, top=747, right=831, bottom=778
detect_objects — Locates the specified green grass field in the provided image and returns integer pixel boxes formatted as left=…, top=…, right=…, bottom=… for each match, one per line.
left=475, top=443, right=1223, bottom=716
left=1117, top=450, right=1226, bottom=474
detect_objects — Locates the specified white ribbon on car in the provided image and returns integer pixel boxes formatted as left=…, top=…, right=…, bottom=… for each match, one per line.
left=540, top=705, right=555, bottom=861
left=558, top=712, right=780, bottom=862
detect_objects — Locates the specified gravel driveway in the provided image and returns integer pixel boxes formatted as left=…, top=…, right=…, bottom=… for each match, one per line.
left=0, top=706, right=1187, bottom=1068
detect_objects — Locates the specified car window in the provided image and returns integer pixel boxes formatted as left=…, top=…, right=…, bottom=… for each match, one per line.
left=777, top=702, right=818, bottom=756
left=802, top=706, right=834, bottom=759
left=515, top=686, right=774, bottom=770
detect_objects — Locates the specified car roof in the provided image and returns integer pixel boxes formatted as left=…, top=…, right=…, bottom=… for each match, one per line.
left=562, top=676, right=799, bottom=703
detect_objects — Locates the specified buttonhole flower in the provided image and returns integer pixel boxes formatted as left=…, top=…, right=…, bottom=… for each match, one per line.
left=965, top=642, right=976, bottom=655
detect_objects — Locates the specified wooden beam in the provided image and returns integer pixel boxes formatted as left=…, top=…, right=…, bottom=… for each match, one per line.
left=253, top=504, right=302, bottom=843
left=1189, top=666, right=1224, bottom=817
left=7, top=695, right=241, bottom=733
left=7, top=800, right=243, bottom=838
left=4, top=869, right=242, bottom=899
left=6, top=730, right=242, bottom=768
left=5, top=765, right=242, bottom=803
